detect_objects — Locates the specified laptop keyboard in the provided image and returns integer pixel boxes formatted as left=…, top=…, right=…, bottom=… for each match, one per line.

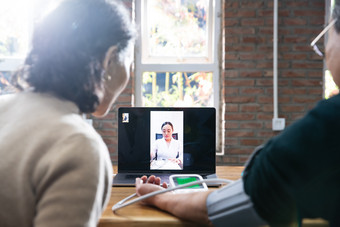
left=125, top=174, right=145, bottom=179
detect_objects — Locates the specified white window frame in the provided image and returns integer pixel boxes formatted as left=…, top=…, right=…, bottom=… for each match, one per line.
left=134, top=0, right=222, bottom=154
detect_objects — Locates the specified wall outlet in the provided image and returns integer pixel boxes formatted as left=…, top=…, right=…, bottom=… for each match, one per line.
left=272, top=118, right=285, bottom=131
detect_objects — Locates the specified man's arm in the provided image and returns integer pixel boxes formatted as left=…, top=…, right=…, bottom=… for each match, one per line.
left=135, top=176, right=212, bottom=226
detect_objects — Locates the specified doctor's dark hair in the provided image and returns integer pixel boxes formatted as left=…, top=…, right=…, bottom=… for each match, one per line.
left=333, top=0, right=340, bottom=33
left=12, top=0, right=135, bottom=113
left=161, top=122, right=174, bottom=131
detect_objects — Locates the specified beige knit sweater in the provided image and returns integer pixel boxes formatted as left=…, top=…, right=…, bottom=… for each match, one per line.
left=0, top=91, right=112, bottom=227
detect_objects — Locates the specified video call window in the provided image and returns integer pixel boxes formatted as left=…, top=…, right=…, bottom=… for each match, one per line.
left=150, top=111, right=183, bottom=170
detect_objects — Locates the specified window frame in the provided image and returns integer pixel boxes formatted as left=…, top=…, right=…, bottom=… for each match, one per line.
left=134, top=0, right=222, bottom=154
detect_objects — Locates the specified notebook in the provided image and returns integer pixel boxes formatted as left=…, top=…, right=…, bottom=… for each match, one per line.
left=112, top=107, right=217, bottom=186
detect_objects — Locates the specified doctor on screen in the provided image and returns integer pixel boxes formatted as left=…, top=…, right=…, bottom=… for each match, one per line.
left=150, top=121, right=183, bottom=170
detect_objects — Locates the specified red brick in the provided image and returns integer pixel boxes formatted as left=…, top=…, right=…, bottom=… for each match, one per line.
left=286, top=1, right=308, bottom=7
left=281, top=105, right=306, bottom=112
left=281, top=70, right=305, bottom=77
left=242, top=36, right=266, bottom=44
left=226, top=79, right=255, bottom=86
left=258, top=96, right=273, bottom=103
left=225, top=104, right=239, bottom=112
left=282, top=53, right=308, bottom=60
left=224, top=70, right=239, bottom=78
left=283, top=18, right=307, bottom=26
left=292, top=62, right=323, bottom=69
left=278, top=97, right=291, bottom=103
left=240, top=104, right=261, bottom=112
left=225, top=96, right=256, bottom=103
left=308, top=88, right=322, bottom=95
left=283, top=36, right=308, bottom=43
left=226, top=27, right=256, bottom=35
left=226, top=148, right=255, bottom=155
left=225, top=36, right=239, bottom=44
left=226, top=130, right=255, bottom=137
left=225, top=113, right=255, bottom=121
left=240, top=71, right=263, bottom=78
left=279, top=9, right=290, bottom=17
left=257, top=131, right=278, bottom=137
left=281, top=88, right=307, bottom=95
left=225, top=87, right=239, bottom=95
left=226, top=61, right=257, bottom=69
left=241, top=18, right=264, bottom=26
left=225, top=53, right=239, bottom=60
left=256, top=61, right=272, bottom=69
left=292, top=79, right=322, bottom=87
left=293, top=45, right=315, bottom=52
left=307, top=71, right=323, bottom=78
left=309, top=1, right=325, bottom=8
left=239, top=122, right=263, bottom=129
left=294, top=28, right=322, bottom=35
left=224, top=2, right=239, bottom=8
left=225, top=139, right=239, bottom=146
left=240, top=139, right=264, bottom=146
left=225, top=9, right=256, bottom=18
left=292, top=96, right=321, bottom=103
left=309, top=17, right=325, bottom=26
left=262, top=104, right=274, bottom=112
left=239, top=156, right=251, bottom=164
left=97, top=129, right=117, bottom=137
left=259, top=27, right=273, bottom=34
left=294, top=10, right=324, bottom=17
left=256, top=79, right=273, bottom=86
left=240, top=1, right=265, bottom=8
left=257, top=113, right=273, bottom=120
left=258, top=9, right=273, bottom=17
left=222, top=156, right=239, bottom=164
left=239, top=53, right=266, bottom=60
left=225, top=45, right=255, bottom=52
left=224, top=18, right=239, bottom=26
left=240, top=88, right=264, bottom=95
left=225, top=122, right=239, bottom=129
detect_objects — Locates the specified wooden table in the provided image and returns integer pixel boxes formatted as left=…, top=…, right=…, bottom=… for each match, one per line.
left=98, top=166, right=329, bottom=227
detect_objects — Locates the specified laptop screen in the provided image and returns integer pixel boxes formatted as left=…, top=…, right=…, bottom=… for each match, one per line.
left=118, top=107, right=216, bottom=174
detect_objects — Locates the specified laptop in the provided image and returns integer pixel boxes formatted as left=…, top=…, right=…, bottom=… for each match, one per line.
left=112, top=107, right=217, bottom=186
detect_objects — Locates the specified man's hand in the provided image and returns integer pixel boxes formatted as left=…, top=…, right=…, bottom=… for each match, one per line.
left=135, top=175, right=212, bottom=226
left=135, top=175, right=168, bottom=205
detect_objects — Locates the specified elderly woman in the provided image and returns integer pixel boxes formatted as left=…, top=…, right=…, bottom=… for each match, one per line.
left=0, top=0, right=135, bottom=226
left=135, top=1, right=340, bottom=226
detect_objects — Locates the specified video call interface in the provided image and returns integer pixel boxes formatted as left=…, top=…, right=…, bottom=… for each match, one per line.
left=118, top=107, right=216, bottom=174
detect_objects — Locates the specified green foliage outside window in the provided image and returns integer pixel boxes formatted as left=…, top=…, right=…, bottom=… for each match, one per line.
left=142, top=71, right=213, bottom=107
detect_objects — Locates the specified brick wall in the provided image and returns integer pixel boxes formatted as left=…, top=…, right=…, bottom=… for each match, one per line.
left=219, top=0, right=325, bottom=165
left=93, top=0, right=325, bottom=165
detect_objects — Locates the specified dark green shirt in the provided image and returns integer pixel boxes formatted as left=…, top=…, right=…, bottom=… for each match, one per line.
left=243, top=94, right=340, bottom=226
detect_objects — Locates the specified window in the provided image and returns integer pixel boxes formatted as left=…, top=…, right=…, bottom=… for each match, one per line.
left=135, top=0, right=221, bottom=153
left=135, top=0, right=220, bottom=108
left=0, top=0, right=59, bottom=72
left=0, top=0, right=33, bottom=71
left=0, top=0, right=59, bottom=95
